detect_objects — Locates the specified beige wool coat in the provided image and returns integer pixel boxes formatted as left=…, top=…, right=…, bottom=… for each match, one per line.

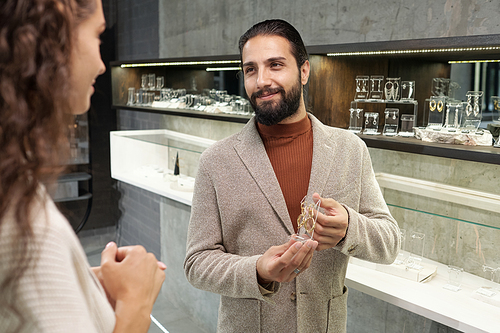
left=184, top=114, right=400, bottom=333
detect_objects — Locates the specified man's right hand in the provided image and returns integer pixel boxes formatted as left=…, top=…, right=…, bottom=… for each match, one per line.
left=256, top=237, right=318, bottom=284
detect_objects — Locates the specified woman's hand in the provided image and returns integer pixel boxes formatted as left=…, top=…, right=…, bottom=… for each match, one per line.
left=99, top=242, right=166, bottom=333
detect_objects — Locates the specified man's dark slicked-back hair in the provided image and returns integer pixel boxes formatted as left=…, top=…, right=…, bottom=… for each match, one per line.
left=238, top=19, right=309, bottom=69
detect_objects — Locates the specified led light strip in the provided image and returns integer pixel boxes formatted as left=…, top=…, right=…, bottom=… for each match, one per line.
left=327, top=46, right=500, bottom=57
left=448, top=59, right=500, bottom=64
left=120, top=60, right=241, bottom=68
left=206, top=66, right=242, bottom=72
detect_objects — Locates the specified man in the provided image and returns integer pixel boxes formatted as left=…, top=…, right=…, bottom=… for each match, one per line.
left=184, top=19, right=400, bottom=333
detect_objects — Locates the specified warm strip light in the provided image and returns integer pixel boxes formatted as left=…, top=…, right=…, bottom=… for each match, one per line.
left=448, top=59, right=500, bottom=64
left=206, top=67, right=242, bottom=72
left=120, top=60, right=241, bottom=68
left=327, top=46, right=500, bottom=57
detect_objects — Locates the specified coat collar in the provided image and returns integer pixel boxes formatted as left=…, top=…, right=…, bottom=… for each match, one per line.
left=233, top=114, right=337, bottom=235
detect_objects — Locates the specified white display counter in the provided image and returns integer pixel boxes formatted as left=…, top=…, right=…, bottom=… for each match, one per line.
left=110, top=129, right=499, bottom=332
left=110, top=129, right=216, bottom=205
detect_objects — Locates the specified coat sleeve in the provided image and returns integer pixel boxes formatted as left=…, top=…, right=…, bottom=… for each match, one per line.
left=0, top=201, right=114, bottom=333
left=183, top=156, right=278, bottom=302
left=334, top=139, right=401, bottom=264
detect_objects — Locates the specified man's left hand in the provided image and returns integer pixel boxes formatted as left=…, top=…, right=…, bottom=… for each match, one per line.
left=311, top=193, right=349, bottom=251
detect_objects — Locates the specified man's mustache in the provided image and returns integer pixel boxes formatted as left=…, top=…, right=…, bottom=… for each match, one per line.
left=251, top=87, right=285, bottom=100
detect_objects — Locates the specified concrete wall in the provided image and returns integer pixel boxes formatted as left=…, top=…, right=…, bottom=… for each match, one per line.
left=159, top=0, right=500, bottom=58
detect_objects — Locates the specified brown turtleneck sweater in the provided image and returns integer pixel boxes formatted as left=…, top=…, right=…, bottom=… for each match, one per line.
left=257, top=115, right=313, bottom=232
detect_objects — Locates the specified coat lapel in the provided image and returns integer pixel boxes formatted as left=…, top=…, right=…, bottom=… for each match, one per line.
left=307, top=114, right=337, bottom=200
left=233, top=119, right=295, bottom=235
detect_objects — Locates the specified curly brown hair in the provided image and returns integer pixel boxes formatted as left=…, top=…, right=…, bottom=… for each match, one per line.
left=0, top=0, right=96, bottom=330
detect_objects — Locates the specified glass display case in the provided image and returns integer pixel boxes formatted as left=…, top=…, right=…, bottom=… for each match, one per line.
left=110, top=129, right=216, bottom=205
left=347, top=172, right=500, bottom=332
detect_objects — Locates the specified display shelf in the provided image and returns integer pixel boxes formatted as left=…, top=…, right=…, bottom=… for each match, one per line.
left=359, top=133, right=500, bottom=165
left=376, top=173, right=500, bottom=223
left=113, top=104, right=251, bottom=124
left=110, top=129, right=216, bottom=206
left=346, top=257, right=498, bottom=333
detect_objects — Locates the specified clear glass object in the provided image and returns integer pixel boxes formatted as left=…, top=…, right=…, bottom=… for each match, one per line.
left=127, top=87, right=135, bottom=106
left=369, top=75, right=384, bottom=100
left=461, top=91, right=483, bottom=132
left=394, top=229, right=407, bottom=265
left=406, top=232, right=425, bottom=270
left=448, top=81, right=461, bottom=99
left=148, top=73, right=155, bottom=90
left=400, top=81, right=415, bottom=101
left=295, top=197, right=321, bottom=243
left=348, top=107, right=364, bottom=133
left=427, top=96, right=446, bottom=130
left=475, top=265, right=499, bottom=297
left=363, top=112, right=380, bottom=135
left=141, top=74, right=147, bottom=90
left=385, top=77, right=401, bottom=101
left=492, top=96, right=500, bottom=124
left=431, top=78, right=450, bottom=97
left=354, top=75, right=370, bottom=100
left=399, top=114, right=414, bottom=137
left=443, top=265, right=464, bottom=292
left=444, top=102, right=463, bottom=131
left=383, top=108, right=399, bottom=136
left=156, top=76, right=164, bottom=90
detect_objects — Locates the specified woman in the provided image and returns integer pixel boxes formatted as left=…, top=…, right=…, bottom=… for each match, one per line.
left=0, top=0, right=165, bottom=332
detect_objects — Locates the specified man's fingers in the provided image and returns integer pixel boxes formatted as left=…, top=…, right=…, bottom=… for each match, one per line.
left=100, top=242, right=118, bottom=265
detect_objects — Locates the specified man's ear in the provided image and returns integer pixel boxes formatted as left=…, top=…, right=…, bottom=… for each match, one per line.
left=300, top=60, right=310, bottom=85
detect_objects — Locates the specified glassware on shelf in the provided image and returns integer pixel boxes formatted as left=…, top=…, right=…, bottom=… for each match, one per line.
left=369, top=75, right=384, bottom=100
left=384, top=77, right=401, bottom=101
left=147, top=73, right=155, bottom=90
left=127, top=87, right=135, bottom=106
left=156, top=76, right=164, bottom=90
left=135, top=90, right=144, bottom=105
left=443, top=265, right=464, bottom=292
left=399, top=114, right=415, bottom=137
left=461, top=91, right=483, bottom=133
left=475, top=265, right=499, bottom=297
left=383, top=108, right=399, bottom=136
left=354, top=75, right=370, bottom=100
left=348, top=106, right=364, bottom=133
left=363, top=112, right=380, bottom=135
left=427, top=96, right=446, bottom=130
left=400, top=81, right=415, bottom=101
left=444, top=102, right=463, bottom=131
left=141, top=74, right=147, bottom=90
left=406, top=231, right=425, bottom=270
left=448, top=81, right=461, bottom=99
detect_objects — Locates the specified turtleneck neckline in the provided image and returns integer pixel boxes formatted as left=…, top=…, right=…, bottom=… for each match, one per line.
left=257, top=114, right=311, bottom=138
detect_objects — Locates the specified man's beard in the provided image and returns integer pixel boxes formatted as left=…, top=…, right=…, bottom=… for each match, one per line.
left=250, top=79, right=302, bottom=126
